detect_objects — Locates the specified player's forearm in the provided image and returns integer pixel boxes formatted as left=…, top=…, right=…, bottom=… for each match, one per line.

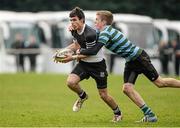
left=72, top=54, right=87, bottom=60
left=80, top=42, right=104, bottom=55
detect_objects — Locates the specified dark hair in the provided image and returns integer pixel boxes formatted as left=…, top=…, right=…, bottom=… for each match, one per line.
left=69, top=7, right=85, bottom=22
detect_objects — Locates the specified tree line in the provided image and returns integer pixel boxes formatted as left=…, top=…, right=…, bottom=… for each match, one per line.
left=0, top=0, right=179, bottom=20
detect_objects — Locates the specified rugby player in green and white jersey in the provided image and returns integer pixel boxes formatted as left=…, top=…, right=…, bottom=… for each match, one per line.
left=79, top=10, right=180, bottom=122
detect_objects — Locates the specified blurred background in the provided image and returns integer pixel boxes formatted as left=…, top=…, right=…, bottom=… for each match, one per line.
left=0, top=0, right=180, bottom=75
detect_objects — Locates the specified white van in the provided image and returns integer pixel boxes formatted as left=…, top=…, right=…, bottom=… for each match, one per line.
left=0, top=11, right=96, bottom=73
left=166, top=21, right=180, bottom=75
left=111, top=14, right=160, bottom=74
left=153, top=20, right=180, bottom=75
left=0, top=11, right=48, bottom=73
left=167, top=21, right=180, bottom=40
left=35, top=11, right=73, bottom=73
left=0, top=24, right=8, bottom=72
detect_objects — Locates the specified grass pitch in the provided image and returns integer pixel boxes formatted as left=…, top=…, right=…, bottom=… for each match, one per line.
left=0, top=73, right=180, bottom=127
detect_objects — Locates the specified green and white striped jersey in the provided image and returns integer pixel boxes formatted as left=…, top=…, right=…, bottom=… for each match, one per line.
left=98, top=25, right=142, bottom=62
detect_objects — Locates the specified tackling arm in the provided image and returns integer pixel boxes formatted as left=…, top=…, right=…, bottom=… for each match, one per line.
left=80, top=42, right=104, bottom=55
left=67, top=42, right=104, bottom=63
left=63, top=42, right=105, bottom=63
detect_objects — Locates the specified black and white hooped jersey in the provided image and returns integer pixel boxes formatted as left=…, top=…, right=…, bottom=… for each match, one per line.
left=72, top=24, right=104, bottom=62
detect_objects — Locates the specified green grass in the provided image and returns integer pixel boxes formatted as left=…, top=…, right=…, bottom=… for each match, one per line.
left=0, top=73, right=180, bottom=127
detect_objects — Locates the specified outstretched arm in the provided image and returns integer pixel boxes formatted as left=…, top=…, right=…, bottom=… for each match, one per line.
left=79, top=42, right=104, bottom=55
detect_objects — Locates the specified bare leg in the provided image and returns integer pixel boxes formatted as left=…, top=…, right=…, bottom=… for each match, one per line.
left=98, top=88, right=122, bottom=122
left=67, top=73, right=88, bottom=112
left=66, top=73, right=82, bottom=94
left=153, top=76, right=180, bottom=88
left=98, top=88, right=118, bottom=109
left=122, top=83, right=145, bottom=107
left=122, top=83, right=157, bottom=122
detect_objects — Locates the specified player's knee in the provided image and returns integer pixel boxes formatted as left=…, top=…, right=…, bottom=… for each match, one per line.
left=122, top=83, right=134, bottom=94
left=66, top=79, right=77, bottom=88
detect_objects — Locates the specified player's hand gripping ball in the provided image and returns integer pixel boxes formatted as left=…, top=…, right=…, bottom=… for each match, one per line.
left=53, top=48, right=74, bottom=63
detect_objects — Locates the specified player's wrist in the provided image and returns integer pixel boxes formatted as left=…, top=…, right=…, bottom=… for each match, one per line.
left=72, top=55, right=78, bottom=60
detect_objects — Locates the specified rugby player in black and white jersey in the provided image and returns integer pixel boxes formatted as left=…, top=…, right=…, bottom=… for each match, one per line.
left=55, top=7, right=122, bottom=122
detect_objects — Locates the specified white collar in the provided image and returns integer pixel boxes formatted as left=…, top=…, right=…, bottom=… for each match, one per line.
left=77, top=24, right=85, bottom=35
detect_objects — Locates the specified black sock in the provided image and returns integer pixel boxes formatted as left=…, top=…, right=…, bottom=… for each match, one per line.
left=113, top=106, right=121, bottom=115
left=79, top=91, right=86, bottom=99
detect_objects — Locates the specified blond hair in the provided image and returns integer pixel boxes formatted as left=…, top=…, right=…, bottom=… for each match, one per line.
left=96, top=11, right=113, bottom=25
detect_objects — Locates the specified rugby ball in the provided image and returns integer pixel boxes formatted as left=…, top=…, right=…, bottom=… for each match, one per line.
left=55, top=48, right=74, bottom=59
